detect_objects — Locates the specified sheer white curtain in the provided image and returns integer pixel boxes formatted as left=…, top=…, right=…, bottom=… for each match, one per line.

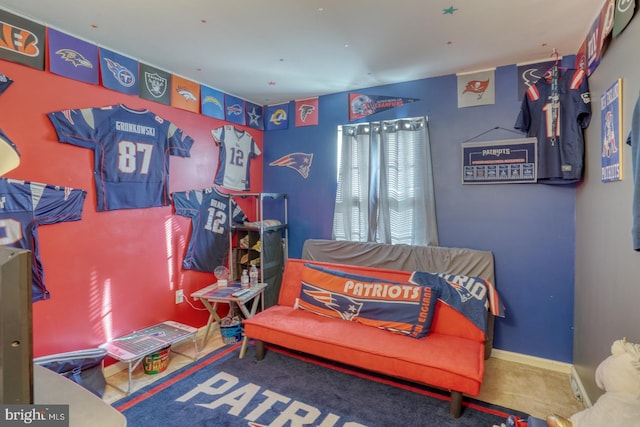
left=332, top=116, right=438, bottom=246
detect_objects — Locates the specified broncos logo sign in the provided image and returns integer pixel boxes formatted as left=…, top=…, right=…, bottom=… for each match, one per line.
left=302, top=288, right=363, bottom=321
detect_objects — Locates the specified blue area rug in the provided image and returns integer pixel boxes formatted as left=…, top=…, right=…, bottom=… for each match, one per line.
left=114, top=343, right=528, bottom=426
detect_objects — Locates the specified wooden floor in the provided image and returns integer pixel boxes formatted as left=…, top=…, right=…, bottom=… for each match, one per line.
left=102, top=328, right=585, bottom=421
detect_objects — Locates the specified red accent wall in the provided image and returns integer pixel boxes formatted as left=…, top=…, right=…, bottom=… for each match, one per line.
left=0, top=59, right=263, bottom=358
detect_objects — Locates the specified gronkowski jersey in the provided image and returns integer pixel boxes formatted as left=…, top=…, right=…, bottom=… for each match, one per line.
left=211, top=125, right=261, bottom=191
left=48, top=105, right=194, bottom=211
left=0, top=178, right=86, bottom=302
left=172, top=187, right=247, bottom=273
left=515, top=68, right=591, bottom=184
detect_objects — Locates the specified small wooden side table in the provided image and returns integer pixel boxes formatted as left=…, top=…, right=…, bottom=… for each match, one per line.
left=191, top=282, right=267, bottom=358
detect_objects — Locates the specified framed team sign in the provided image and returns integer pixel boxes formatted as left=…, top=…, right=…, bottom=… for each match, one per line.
left=462, top=138, right=538, bottom=184
left=600, top=79, right=623, bottom=182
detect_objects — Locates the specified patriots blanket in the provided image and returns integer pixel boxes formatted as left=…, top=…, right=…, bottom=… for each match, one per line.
left=297, top=263, right=439, bottom=338
left=410, top=271, right=504, bottom=334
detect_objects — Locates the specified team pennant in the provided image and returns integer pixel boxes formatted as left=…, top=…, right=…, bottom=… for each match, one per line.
left=201, top=85, right=225, bottom=119
left=516, top=60, right=554, bottom=101
left=349, top=94, right=418, bottom=121
left=295, top=97, right=319, bottom=127
left=245, top=101, right=264, bottom=130
left=139, top=63, right=171, bottom=105
left=0, top=9, right=45, bottom=70
left=265, top=102, right=289, bottom=130
left=171, top=75, right=200, bottom=113
left=224, top=94, right=246, bottom=125
left=612, top=0, right=636, bottom=38
left=100, top=47, right=139, bottom=95
left=48, top=28, right=99, bottom=85
left=457, top=69, right=495, bottom=108
left=585, top=16, right=602, bottom=76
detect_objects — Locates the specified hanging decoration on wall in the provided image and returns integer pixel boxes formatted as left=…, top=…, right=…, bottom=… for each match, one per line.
left=348, top=94, right=418, bottom=121
left=457, top=69, right=495, bottom=108
left=601, top=79, right=623, bottom=183
left=170, top=75, right=200, bottom=113
left=211, top=125, right=261, bottom=191
left=200, top=85, right=225, bottom=119
left=224, top=94, right=246, bottom=126
left=0, top=9, right=45, bottom=70
left=516, top=60, right=555, bottom=101
left=461, top=137, right=537, bottom=184
left=612, top=0, right=636, bottom=37
left=599, top=0, right=616, bottom=57
left=295, top=97, right=319, bottom=127
left=139, top=63, right=171, bottom=105
left=99, top=48, right=139, bottom=95
left=245, top=101, right=264, bottom=130
left=48, top=28, right=99, bottom=85
left=265, top=102, right=290, bottom=130
left=269, top=152, right=313, bottom=179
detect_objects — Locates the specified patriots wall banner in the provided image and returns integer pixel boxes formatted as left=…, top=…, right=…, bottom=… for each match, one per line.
left=139, top=63, right=171, bottom=105
left=295, top=97, right=319, bottom=127
left=410, top=271, right=504, bottom=334
left=297, top=263, right=439, bottom=339
left=0, top=129, right=20, bottom=175
left=0, top=178, right=86, bottom=302
left=48, top=28, right=99, bottom=85
left=517, top=60, right=554, bottom=101
left=100, top=47, right=139, bottom=95
left=245, top=101, right=264, bottom=130
left=201, top=85, right=225, bottom=119
left=172, top=187, right=247, bottom=273
left=265, top=102, right=289, bottom=130
left=48, top=105, right=194, bottom=211
left=269, top=152, right=313, bottom=179
left=171, top=75, right=200, bottom=113
left=212, top=125, right=261, bottom=191
left=0, top=72, right=13, bottom=95
left=348, top=94, right=418, bottom=121
left=457, top=69, right=495, bottom=108
left=224, top=94, right=246, bottom=125
left=0, top=9, right=46, bottom=70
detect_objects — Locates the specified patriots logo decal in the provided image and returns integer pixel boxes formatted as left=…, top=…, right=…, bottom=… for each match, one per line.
left=56, top=49, right=93, bottom=68
left=298, top=104, right=315, bottom=123
left=463, top=79, right=490, bottom=99
left=105, top=58, right=135, bottom=87
left=269, top=152, right=313, bottom=178
left=303, top=289, right=363, bottom=321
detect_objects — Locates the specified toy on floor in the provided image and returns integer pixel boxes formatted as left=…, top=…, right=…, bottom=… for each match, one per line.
left=546, top=338, right=640, bottom=427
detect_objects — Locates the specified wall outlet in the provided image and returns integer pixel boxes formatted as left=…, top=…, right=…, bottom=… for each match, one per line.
left=175, top=289, right=184, bottom=304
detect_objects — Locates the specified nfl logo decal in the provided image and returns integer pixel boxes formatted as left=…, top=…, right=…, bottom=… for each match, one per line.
left=145, top=72, right=167, bottom=98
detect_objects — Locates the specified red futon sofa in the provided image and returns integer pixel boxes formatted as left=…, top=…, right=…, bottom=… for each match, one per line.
left=243, top=257, right=490, bottom=418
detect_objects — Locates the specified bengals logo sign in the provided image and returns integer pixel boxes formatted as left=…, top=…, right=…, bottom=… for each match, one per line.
left=0, top=21, right=39, bottom=57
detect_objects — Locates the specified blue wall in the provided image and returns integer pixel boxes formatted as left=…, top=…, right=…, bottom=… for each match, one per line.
left=263, top=59, right=577, bottom=362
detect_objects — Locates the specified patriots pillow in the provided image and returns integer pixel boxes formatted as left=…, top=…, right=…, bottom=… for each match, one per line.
left=296, top=263, right=439, bottom=339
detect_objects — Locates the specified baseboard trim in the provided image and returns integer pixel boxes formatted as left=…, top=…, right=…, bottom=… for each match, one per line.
left=490, top=349, right=573, bottom=374
left=570, top=365, right=592, bottom=407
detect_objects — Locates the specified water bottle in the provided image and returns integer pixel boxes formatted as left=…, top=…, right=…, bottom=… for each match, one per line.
left=240, top=270, right=249, bottom=289
left=249, top=265, right=259, bottom=287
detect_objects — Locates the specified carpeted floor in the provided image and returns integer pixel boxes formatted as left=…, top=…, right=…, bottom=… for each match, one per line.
left=113, top=342, right=530, bottom=426
left=103, top=329, right=584, bottom=421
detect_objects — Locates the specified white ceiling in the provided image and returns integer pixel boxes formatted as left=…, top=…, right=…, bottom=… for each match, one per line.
left=0, top=0, right=606, bottom=105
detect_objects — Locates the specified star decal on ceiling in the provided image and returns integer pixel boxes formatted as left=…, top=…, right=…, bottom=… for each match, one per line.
left=443, top=6, right=458, bottom=14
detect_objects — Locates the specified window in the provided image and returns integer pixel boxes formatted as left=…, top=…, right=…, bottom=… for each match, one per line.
left=332, top=116, right=438, bottom=246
